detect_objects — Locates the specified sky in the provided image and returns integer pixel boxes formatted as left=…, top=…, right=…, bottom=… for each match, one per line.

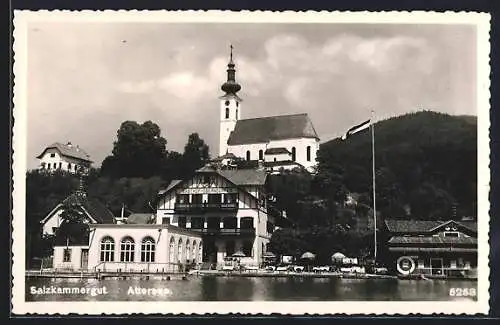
left=26, top=22, right=477, bottom=169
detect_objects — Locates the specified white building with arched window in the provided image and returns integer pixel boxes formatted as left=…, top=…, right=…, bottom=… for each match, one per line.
left=86, top=223, right=202, bottom=273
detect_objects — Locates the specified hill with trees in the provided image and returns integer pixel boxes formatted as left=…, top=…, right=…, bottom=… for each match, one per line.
left=317, top=110, right=477, bottom=220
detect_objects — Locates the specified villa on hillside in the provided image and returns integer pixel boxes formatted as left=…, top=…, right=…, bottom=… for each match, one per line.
left=37, top=141, right=92, bottom=174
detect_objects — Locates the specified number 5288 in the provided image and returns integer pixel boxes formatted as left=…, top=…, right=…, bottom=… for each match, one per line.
left=449, top=288, right=477, bottom=297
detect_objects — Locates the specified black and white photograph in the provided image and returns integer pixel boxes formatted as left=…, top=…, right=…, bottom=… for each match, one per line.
left=11, top=10, right=491, bottom=315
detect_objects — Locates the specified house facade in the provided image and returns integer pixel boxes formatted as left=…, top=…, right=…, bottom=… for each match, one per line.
left=37, top=142, right=92, bottom=174
left=384, top=219, right=477, bottom=279
left=156, top=164, right=282, bottom=267
left=40, top=191, right=116, bottom=236
left=218, top=48, right=320, bottom=173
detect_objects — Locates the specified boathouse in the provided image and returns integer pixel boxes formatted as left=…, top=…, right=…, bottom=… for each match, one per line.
left=384, top=219, right=477, bottom=278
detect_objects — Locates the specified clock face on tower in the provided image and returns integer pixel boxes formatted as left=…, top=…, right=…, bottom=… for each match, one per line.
left=225, top=100, right=230, bottom=106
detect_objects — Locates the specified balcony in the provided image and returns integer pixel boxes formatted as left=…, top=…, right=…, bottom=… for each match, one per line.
left=174, top=202, right=238, bottom=213
left=193, top=228, right=256, bottom=236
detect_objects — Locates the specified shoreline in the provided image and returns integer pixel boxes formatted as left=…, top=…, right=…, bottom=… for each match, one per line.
left=25, top=269, right=477, bottom=281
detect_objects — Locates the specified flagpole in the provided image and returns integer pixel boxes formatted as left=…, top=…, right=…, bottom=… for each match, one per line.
left=371, top=110, right=377, bottom=262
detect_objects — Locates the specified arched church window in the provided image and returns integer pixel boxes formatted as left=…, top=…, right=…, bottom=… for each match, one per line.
left=306, top=146, right=311, bottom=162
left=225, top=100, right=230, bottom=106
left=236, top=101, right=239, bottom=107
left=236, top=109, right=238, bottom=120
left=291, top=147, right=296, bottom=162
left=259, top=150, right=263, bottom=160
left=246, top=150, right=251, bottom=161
left=225, top=107, right=230, bottom=119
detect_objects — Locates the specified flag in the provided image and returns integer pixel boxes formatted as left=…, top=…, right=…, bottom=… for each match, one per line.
left=341, top=119, right=371, bottom=140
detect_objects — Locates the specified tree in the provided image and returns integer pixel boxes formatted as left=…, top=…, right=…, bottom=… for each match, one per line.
left=101, top=121, right=168, bottom=178
left=181, top=133, right=210, bottom=177
left=55, top=198, right=90, bottom=246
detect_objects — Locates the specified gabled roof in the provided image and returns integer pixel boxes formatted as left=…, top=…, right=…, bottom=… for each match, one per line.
left=37, top=142, right=92, bottom=162
left=385, top=219, right=477, bottom=234
left=41, top=192, right=115, bottom=225
left=157, top=167, right=267, bottom=198
left=265, top=147, right=291, bottom=155
left=217, top=169, right=267, bottom=186
left=126, top=213, right=156, bottom=225
left=227, top=113, right=319, bottom=145
left=388, top=236, right=477, bottom=245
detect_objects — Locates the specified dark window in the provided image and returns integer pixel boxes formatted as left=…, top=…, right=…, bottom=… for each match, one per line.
left=225, top=100, right=230, bottom=106
left=120, top=237, right=135, bottom=262
left=50, top=153, right=55, bottom=158
left=236, top=101, right=239, bottom=107
left=259, top=149, right=263, bottom=160
left=191, top=217, right=204, bottom=229
left=63, top=248, right=71, bottom=262
left=291, top=147, right=296, bottom=162
left=100, top=237, right=115, bottom=262
left=192, top=194, right=203, bottom=204
left=274, top=158, right=277, bottom=162
left=306, top=146, right=311, bottom=162
left=59, top=162, right=62, bottom=169
left=223, top=217, right=237, bottom=229
left=226, top=240, right=235, bottom=256
left=225, top=107, right=230, bottom=119
left=176, top=194, right=189, bottom=204
left=444, top=232, right=459, bottom=237
left=246, top=150, right=251, bottom=161
left=207, top=217, right=220, bottom=229
left=240, top=217, right=254, bottom=229
left=236, top=109, right=239, bottom=119
left=208, top=194, right=222, bottom=204
left=41, top=162, right=46, bottom=169
left=68, top=163, right=72, bottom=170
left=242, top=240, right=253, bottom=257
left=53, top=163, right=57, bottom=169
left=140, top=237, right=155, bottom=262
left=178, top=216, right=187, bottom=228
left=224, top=193, right=237, bottom=203
left=162, top=217, right=170, bottom=225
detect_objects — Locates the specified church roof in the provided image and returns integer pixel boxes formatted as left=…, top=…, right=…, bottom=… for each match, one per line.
left=227, top=113, right=319, bottom=145
left=265, top=147, right=291, bottom=155
left=36, top=142, right=92, bottom=162
left=218, top=169, right=267, bottom=186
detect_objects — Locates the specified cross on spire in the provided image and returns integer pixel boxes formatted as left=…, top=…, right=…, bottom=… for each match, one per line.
left=230, top=44, right=234, bottom=63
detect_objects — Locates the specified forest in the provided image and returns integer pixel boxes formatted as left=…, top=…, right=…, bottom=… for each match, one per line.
left=26, top=111, right=477, bottom=265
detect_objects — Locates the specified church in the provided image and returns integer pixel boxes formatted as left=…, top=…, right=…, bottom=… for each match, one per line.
left=218, top=47, right=320, bottom=173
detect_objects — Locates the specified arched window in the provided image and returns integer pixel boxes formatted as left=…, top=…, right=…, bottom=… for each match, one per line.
left=120, top=237, right=135, bottom=262
left=242, top=240, right=253, bottom=257
left=291, top=147, right=296, bottom=162
left=246, top=150, right=251, bottom=161
left=198, top=242, right=203, bottom=263
left=192, top=241, right=197, bottom=262
left=186, top=239, right=191, bottom=261
left=141, top=237, right=155, bottom=262
left=236, top=109, right=239, bottom=120
left=240, top=217, right=254, bottom=229
left=100, top=237, right=115, bottom=262
left=68, top=163, right=72, bottom=171
left=306, top=146, right=311, bottom=162
left=177, top=238, right=183, bottom=263
left=169, top=237, right=175, bottom=263
left=259, top=149, right=263, bottom=160
left=225, top=107, right=230, bottom=119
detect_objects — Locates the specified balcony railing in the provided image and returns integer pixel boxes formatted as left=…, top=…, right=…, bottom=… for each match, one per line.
left=174, top=202, right=238, bottom=213
left=192, top=228, right=256, bottom=236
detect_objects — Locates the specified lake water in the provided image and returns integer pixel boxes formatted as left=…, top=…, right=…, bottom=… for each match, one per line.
left=26, top=276, right=477, bottom=301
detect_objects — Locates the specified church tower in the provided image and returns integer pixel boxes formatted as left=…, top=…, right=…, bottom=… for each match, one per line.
left=219, top=45, right=242, bottom=157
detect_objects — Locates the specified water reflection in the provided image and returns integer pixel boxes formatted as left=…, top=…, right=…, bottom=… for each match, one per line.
left=26, top=276, right=477, bottom=302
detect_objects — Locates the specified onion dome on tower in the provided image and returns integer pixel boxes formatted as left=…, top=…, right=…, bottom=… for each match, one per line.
left=221, top=44, right=241, bottom=95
